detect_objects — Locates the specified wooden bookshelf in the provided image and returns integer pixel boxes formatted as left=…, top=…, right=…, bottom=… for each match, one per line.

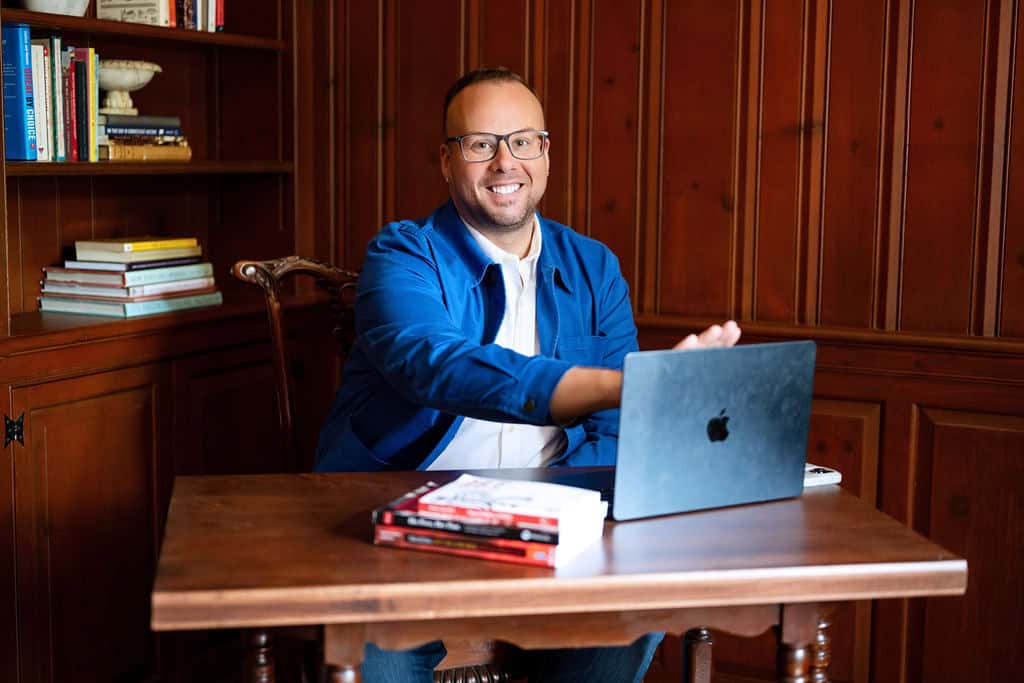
left=0, top=2, right=332, bottom=681
left=5, top=159, right=294, bottom=175
left=0, top=8, right=287, bottom=50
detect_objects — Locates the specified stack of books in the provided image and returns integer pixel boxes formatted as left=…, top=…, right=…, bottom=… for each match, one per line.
left=373, top=474, right=608, bottom=568
left=99, top=114, right=190, bottom=162
left=38, top=236, right=222, bottom=318
left=96, top=0, right=225, bottom=32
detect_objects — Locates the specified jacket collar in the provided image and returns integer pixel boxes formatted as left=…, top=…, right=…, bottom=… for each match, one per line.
left=433, top=200, right=573, bottom=294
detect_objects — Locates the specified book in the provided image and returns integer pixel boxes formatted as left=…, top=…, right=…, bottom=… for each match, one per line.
left=415, top=474, right=605, bottom=530
left=39, top=290, right=223, bottom=318
left=373, top=482, right=560, bottom=544
left=62, top=255, right=203, bottom=272
left=74, top=236, right=198, bottom=253
left=42, top=276, right=215, bottom=299
left=62, top=49, right=77, bottom=161
left=104, top=113, right=181, bottom=128
left=46, top=35, right=65, bottom=161
left=45, top=262, right=213, bottom=285
left=2, top=23, right=38, bottom=160
left=30, top=43, right=50, bottom=161
left=104, top=125, right=184, bottom=137
left=99, top=143, right=192, bottom=161
left=39, top=285, right=217, bottom=304
left=375, top=524, right=576, bottom=568
left=74, top=245, right=201, bottom=263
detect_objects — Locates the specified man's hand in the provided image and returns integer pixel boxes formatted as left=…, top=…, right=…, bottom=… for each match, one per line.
left=673, top=320, right=742, bottom=350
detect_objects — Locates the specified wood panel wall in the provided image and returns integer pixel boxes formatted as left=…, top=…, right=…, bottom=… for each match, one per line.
left=321, top=2, right=1024, bottom=681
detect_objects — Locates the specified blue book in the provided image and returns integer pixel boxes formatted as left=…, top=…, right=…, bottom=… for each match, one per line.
left=39, top=290, right=223, bottom=318
left=2, top=23, right=38, bottom=160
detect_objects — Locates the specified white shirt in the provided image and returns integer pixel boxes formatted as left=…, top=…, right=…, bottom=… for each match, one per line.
left=428, top=218, right=567, bottom=470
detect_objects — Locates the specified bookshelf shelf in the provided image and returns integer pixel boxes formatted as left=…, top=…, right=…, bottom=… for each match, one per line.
left=0, top=8, right=287, bottom=51
left=4, top=160, right=294, bottom=176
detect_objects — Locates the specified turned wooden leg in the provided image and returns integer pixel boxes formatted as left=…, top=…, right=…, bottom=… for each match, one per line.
left=811, top=609, right=832, bottom=683
left=776, top=603, right=820, bottom=683
left=326, top=664, right=360, bottom=682
left=682, top=627, right=714, bottom=683
left=244, top=628, right=275, bottom=683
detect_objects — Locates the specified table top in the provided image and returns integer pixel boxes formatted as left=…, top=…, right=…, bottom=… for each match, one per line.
left=151, top=470, right=966, bottom=631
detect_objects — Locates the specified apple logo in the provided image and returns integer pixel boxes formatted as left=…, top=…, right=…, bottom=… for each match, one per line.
left=707, top=409, right=730, bottom=442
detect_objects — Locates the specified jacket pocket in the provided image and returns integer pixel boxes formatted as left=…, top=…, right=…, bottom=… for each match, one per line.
left=556, top=335, right=609, bottom=366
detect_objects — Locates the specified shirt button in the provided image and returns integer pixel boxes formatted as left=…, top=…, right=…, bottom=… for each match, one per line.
left=523, top=399, right=536, bottom=412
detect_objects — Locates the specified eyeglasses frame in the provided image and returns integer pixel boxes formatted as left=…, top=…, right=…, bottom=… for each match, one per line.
left=445, top=128, right=550, bottom=163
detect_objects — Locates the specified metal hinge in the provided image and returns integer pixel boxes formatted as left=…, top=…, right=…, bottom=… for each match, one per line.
left=4, top=413, right=24, bottom=448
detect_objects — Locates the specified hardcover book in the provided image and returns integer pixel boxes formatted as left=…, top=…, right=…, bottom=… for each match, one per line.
left=74, top=236, right=198, bottom=252
left=2, top=23, right=38, bottom=161
left=74, top=245, right=201, bottom=263
left=46, top=262, right=213, bottom=285
left=39, top=290, right=223, bottom=318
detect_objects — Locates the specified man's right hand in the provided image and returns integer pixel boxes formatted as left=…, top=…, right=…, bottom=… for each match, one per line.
left=673, top=320, right=742, bottom=350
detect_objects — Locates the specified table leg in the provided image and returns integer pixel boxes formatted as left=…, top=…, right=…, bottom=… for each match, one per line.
left=244, top=628, right=275, bottom=683
left=682, top=627, right=713, bottom=683
left=811, top=609, right=832, bottom=683
left=325, top=664, right=360, bottom=682
left=324, top=624, right=366, bottom=683
left=775, top=604, right=822, bottom=683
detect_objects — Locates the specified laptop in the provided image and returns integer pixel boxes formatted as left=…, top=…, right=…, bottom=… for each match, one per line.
left=547, top=340, right=817, bottom=520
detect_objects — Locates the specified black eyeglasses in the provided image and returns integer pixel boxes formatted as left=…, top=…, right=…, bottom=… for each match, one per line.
left=445, top=128, right=549, bottom=162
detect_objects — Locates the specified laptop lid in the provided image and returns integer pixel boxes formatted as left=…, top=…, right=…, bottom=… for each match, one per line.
left=610, top=340, right=816, bottom=521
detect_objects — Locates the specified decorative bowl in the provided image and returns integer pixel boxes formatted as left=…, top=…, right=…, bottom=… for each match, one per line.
left=98, top=60, right=163, bottom=116
left=19, top=0, right=90, bottom=16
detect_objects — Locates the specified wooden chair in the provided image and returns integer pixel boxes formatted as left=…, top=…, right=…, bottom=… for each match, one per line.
left=232, top=256, right=519, bottom=683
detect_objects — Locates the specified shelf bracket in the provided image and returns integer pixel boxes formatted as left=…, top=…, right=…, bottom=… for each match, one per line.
left=4, top=413, right=24, bottom=448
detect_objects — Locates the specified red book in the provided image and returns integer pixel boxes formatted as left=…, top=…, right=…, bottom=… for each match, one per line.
left=374, top=524, right=561, bottom=568
left=65, top=51, right=78, bottom=161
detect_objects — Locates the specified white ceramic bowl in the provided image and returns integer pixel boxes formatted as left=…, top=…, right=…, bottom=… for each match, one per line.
left=20, top=0, right=90, bottom=16
left=98, top=60, right=163, bottom=93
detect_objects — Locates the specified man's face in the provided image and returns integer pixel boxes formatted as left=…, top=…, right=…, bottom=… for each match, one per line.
left=440, top=81, right=549, bottom=234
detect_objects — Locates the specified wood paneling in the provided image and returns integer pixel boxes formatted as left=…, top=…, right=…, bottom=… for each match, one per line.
left=900, top=0, right=988, bottom=334
left=11, top=365, right=170, bottom=683
left=1001, top=0, right=1024, bottom=337
left=912, top=409, right=1024, bottom=683
left=658, top=0, right=740, bottom=318
left=819, top=0, right=887, bottom=329
left=585, top=0, right=642, bottom=288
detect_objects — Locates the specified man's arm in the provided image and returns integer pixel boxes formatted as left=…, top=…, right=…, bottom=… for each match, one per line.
left=550, top=321, right=743, bottom=424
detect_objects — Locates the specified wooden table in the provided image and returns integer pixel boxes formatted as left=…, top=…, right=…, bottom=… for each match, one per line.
left=151, top=471, right=967, bottom=682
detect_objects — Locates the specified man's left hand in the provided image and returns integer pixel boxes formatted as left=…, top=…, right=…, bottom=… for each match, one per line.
left=673, top=320, right=742, bottom=350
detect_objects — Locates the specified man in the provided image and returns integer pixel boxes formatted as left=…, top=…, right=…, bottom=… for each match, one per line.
left=317, top=68, right=741, bottom=682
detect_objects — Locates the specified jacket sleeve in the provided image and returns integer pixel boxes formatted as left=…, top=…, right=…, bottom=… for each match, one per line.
left=559, top=252, right=638, bottom=467
left=356, top=224, right=573, bottom=425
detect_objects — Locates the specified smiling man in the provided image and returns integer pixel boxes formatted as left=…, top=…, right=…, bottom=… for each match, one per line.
left=315, top=68, right=739, bottom=682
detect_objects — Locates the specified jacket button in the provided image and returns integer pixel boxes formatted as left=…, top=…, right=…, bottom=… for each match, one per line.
left=523, top=399, right=536, bottom=412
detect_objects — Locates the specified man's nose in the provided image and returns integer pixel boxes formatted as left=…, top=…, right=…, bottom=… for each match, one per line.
left=489, top=138, right=517, bottom=168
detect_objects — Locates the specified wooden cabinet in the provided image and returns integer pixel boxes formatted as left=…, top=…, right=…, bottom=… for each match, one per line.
left=10, top=364, right=171, bottom=682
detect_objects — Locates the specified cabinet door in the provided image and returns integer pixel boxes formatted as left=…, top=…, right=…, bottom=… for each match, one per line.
left=12, top=365, right=172, bottom=683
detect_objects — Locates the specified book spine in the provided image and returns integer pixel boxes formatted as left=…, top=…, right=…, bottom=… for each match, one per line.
left=128, top=276, right=215, bottom=296
left=50, top=35, right=65, bottom=161
left=78, top=237, right=198, bottom=252
left=90, top=49, right=98, bottom=162
left=29, top=44, right=49, bottom=161
left=2, top=24, right=38, bottom=160
left=73, top=55, right=88, bottom=162
left=105, top=126, right=183, bottom=137
left=375, top=508, right=560, bottom=545
left=122, top=290, right=222, bottom=316
left=416, top=502, right=559, bottom=530
left=216, top=0, right=224, bottom=31
left=99, top=144, right=192, bottom=161
left=374, top=525, right=557, bottom=568
left=122, top=263, right=213, bottom=285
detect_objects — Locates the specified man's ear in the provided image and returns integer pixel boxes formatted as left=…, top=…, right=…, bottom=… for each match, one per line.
left=440, top=143, right=452, bottom=183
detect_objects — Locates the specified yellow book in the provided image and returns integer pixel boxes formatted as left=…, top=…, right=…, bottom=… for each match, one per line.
left=74, top=236, right=199, bottom=253
left=88, top=47, right=97, bottom=162
left=99, top=143, right=192, bottom=162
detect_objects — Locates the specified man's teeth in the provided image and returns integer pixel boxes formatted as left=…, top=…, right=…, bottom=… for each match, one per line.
left=490, top=184, right=521, bottom=195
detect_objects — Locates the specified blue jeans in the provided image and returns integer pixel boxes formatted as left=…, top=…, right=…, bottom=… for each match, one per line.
left=361, top=632, right=664, bottom=683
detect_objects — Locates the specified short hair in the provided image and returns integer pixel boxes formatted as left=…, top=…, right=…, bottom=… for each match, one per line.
left=442, top=67, right=540, bottom=135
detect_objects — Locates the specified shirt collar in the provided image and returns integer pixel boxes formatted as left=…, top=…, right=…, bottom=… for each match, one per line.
left=464, top=215, right=542, bottom=267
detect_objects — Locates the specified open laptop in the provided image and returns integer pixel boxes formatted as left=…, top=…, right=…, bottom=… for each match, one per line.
left=547, top=340, right=817, bottom=520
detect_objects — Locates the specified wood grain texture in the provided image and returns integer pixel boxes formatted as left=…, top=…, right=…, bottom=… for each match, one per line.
left=152, top=472, right=964, bottom=631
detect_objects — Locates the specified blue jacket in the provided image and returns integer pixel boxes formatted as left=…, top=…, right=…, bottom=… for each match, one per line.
left=314, top=201, right=638, bottom=472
